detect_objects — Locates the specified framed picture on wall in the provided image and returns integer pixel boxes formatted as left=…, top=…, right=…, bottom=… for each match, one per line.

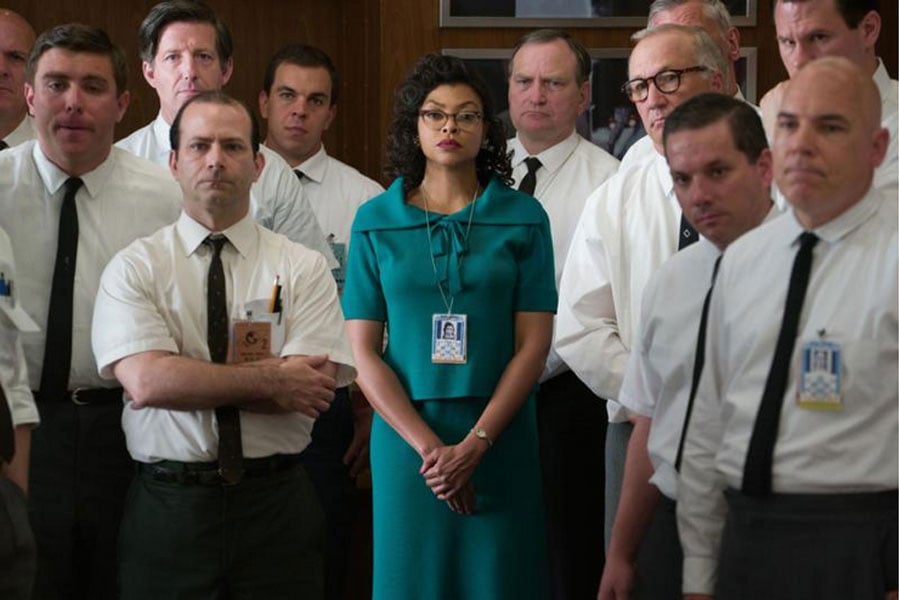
left=439, top=0, right=756, bottom=27
left=443, top=47, right=757, bottom=160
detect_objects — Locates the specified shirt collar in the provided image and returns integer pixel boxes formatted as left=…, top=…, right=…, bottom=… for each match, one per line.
left=651, top=146, right=675, bottom=199
left=510, top=130, right=579, bottom=173
left=296, top=144, right=328, bottom=183
left=32, top=141, right=117, bottom=198
left=153, top=113, right=172, bottom=149
left=872, top=58, right=895, bottom=109
left=176, top=210, right=257, bottom=259
left=787, top=186, right=883, bottom=246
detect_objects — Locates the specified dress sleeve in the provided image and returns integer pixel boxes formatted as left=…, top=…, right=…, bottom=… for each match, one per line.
left=513, top=213, right=558, bottom=313
left=341, top=230, right=387, bottom=322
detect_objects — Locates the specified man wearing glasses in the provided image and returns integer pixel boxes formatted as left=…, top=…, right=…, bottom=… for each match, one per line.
left=555, top=23, right=726, bottom=563
left=505, top=28, right=620, bottom=600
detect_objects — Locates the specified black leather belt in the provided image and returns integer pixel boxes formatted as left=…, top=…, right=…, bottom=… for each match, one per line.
left=137, top=454, right=302, bottom=486
left=34, top=387, right=124, bottom=405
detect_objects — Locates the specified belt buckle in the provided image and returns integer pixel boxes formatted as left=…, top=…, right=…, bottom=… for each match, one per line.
left=70, top=388, right=90, bottom=406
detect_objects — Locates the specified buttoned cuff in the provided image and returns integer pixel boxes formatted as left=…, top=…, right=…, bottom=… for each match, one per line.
left=682, top=556, right=717, bottom=596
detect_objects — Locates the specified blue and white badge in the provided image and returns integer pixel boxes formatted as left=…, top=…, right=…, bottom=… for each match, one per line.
left=798, top=338, right=842, bottom=410
left=431, top=313, right=467, bottom=364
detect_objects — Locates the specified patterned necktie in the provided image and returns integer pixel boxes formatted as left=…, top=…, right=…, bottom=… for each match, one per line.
left=678, top=214, right=699, bottom=250
left=517, top=157, right=542, bottom=196
left=39, top=177, right=83, bottom=400
left=742, top=231, right=819, bottom=496
left=204, top=235, right=244, bottom=484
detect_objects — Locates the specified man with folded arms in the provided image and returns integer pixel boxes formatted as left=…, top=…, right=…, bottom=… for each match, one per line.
left=93, top=91, right=355, bottom=598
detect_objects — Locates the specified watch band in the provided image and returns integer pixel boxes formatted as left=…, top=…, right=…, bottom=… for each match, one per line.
left=470, top=426, right=493, bottom=448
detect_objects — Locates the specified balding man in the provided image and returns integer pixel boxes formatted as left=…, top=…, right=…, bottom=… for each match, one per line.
left=0, top=9, right=34, bottom=148
left=506, top=28, right=620, bottom=600
left=556, top=24, right=726, bottom=556
left=598, top=94, right=778, bottom=600
left=761, top=0, right=897, bottom=195
left=678, top=57, right=896, bottom=600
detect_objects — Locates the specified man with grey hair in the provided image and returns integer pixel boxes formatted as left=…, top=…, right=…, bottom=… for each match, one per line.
left=555, top=24, right=725, bottom=566
left=0, top=9, right=35, bottom=148
left=506, top=27, right=620, bottom=600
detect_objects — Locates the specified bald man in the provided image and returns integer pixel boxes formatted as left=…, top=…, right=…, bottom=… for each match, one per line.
left=0, top=9, right=35, bottom=147
left=761, top=0, right=897, bottom=195
left=677, top=57, right=896, bottom=600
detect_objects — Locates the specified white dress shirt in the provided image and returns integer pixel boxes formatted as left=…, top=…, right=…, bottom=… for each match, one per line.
left=872, top=58, right=898, bottom=196
left=0, top=141, right=182, bottom=391
left=116, top=114, right=336, bottom=267
left=619, top=207, right=779, bottom=500
left=677, top=188, right=898, bottom=595
left=3, top=116, right=35, bottom=148
left=556, top=144, right=681, bottom=421
left=92, top=212, right=356, bottom=463
left=0, top=228, right=38, bottom=427
left=509, top=131, right=619, bottom=379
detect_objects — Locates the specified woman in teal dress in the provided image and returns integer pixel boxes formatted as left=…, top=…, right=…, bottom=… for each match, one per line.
left=342, top=54, right=556, bottom=599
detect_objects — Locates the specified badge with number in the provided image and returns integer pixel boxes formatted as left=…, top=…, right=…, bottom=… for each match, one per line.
left=797, top=338, right=842, bottom=410
left=431, top=314, right=467, bottom=364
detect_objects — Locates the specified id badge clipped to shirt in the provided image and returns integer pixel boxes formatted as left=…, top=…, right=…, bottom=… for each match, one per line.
left=797, top=338, right=842, bottom=410
left=431, top=313, right=467, bottom=364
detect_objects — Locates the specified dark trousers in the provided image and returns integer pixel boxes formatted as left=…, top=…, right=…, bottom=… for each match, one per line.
left=0, top=476, right=36, bottom=599
left=119, top=462, right=325, bottom=599
left=634, top=495, right=682, bottom=599
left=537, top=370, right=607, bottom=600
left=717, top=488, right=898, bottom=600
left=29, top=401, right=133, bottom=600
left=299, top=386, right=356, bottom=600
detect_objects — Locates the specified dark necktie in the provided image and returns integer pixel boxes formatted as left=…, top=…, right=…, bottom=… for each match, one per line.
left=0, top=140, right=8, bottom=151
left=742, top=231, right=819, bottom=496
left=0, top=385, right=14, bottom=462
left=39, top=177, right=83, bottom=401
left=517, top=157, right=542, bottom=196
left=678, top=214, right=699, bottom=250
left=675, top=255, right=722, bottom=471
left=294, top=169, right=305, bottom=181
left=205, top=236, right=244, bottom=484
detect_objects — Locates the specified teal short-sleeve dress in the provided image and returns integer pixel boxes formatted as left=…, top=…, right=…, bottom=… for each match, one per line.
left=342, top=177, right=556, bottom=600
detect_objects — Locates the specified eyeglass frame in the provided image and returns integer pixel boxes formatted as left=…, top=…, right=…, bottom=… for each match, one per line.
left=621, top=66, right=709, bottom=102
left=418, top=109, right=484, bottom=131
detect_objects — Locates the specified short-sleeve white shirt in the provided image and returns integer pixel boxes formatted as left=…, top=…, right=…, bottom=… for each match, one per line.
left=0, top=141, right=182, bottom=391
left=92, top=212, right=356, bottom=463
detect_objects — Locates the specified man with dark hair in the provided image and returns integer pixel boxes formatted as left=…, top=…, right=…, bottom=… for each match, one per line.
left=556, top=24, right=726, bottom=581
left=259, top=43, right=381, bottom=600
left=0, top=9, right=35, bottom=148
left=506, top=27, right=619, bottom=600
left=0, top=22, right=182, bottom=599
left=598, top=93, right=777, bottom=600
left=679, top=57, right=896, bottom=600
left=93, top=90, right=355, bottom=598
left=117, top=0, right=336, bottom=267
left=761, top=0, right=896, bottom=194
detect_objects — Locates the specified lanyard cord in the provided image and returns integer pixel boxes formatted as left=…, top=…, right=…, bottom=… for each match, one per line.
left=421, top=183, right=479, bottom=315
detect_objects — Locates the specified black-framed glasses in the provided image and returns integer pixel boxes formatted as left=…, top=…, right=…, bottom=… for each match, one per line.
left=419, top=109, right=483, bottom=131
left=621, top=66, right=708, bottom=102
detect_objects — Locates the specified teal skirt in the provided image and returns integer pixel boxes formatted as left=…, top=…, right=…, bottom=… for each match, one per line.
left=370, top=395, right=549, bottom=600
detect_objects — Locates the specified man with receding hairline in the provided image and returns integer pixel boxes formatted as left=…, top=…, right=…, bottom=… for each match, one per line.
left=506, top=28, right=619, bottom=600
left=761, top=0, right=897, bottom=195
left=678, top=57, right=896, bottom=600
left=0, top=9, right=35, bottom=148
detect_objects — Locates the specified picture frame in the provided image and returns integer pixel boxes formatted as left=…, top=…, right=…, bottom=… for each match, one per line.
left=439, top=0, right=756, bottom=28
left=443, top=47, right=757, bottom=160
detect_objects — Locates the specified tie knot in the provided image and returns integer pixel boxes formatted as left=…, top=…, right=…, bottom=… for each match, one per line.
left=64, top=177, right=83, bottom=198
left=0, top=140, right=8, bottom=151
left=294, top=169, right=305, bottom=181
left=799, top=231, right=819, bottom=249
left=524, top=156, right=541, bottom=174
left=204, top=235, right=228, bottom=256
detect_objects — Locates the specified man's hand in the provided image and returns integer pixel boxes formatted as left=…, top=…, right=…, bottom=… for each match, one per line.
left=272, top=354, right=336, bottom=417
left=597, top=555, right=635, bottom=600
left=342, top=395, right=372, bottom=483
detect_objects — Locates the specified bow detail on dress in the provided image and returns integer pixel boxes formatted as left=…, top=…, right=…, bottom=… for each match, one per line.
left=429, top=217, right=469, bottom=296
